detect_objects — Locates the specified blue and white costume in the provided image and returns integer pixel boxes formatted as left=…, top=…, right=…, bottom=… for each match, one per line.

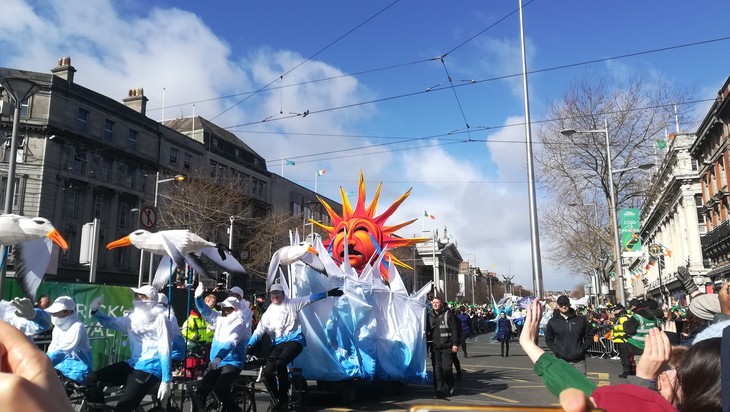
left=247, top=292, right=326, bottom=348
left=0, top=299, right=51, bottom=341
left=195, top=296, right=251, bottom=367
left=45, top=296, right=92, bottom=384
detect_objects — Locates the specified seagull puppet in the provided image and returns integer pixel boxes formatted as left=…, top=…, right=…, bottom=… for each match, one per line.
left=267, top=241, right=326, bottom=292
left=106, top=229, right=246, bottom=290
left=0, top=214, right=69, bottom=299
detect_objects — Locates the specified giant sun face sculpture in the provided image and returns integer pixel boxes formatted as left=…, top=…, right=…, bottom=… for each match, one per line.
left=311, top=172, right=427, bottom=282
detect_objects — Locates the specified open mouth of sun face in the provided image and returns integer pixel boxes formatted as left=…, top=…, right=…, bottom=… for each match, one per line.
left=339, top=246, right=363, bottom=259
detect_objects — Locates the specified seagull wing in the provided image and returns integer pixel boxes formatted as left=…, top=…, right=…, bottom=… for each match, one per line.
left=152, top=256, right=180, bottom=290
left=183, top=253, right=210, bottom=280
left=14, top=238, right=52, bottom=300
left=299, top=252, right=326, bottom=275
left=158, top=232, right=187, bottom=269
left=200, top=246, right=246, bottom=274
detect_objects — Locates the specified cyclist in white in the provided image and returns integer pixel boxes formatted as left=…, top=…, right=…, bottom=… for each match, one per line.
left=194, top=283, right=251, bottom=411
left=45, top=296, right=92, bottom=385
left=246, top=283, right=343, bottom=411
left=85, top=285, right=172, bottom=411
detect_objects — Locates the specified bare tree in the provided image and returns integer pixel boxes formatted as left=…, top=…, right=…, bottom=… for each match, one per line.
left=536, top=72, right=692, bottom=287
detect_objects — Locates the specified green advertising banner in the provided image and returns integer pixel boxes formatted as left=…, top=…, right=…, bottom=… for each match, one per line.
left=619, top=208, right=642, bottom=257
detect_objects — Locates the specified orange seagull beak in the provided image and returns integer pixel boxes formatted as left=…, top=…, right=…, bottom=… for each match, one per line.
left=106, top=235, right=132, bottom=250
left=47, top=229, right=69, bottom=251
left=307, top=246, right=319, bottom=256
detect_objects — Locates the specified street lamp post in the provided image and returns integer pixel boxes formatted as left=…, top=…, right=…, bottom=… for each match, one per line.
left=561, top=120, right=655, bottom=305
left=561, top=120, right=625, bottom=305
left=0, top=77, right=40, bottom=299
left=148, top=172, right=185, bottom=282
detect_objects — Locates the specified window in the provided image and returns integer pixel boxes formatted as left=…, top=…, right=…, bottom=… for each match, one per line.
left=234, top=148, right=240, bottom=158
left=125, top=165, right=137, bottom=189
left=169, top=147, right=179, bottom=165
left=691, top=158, right=699, bottom=172
left=19, top=98, right=30, bottom=118
left=212, top=138, right=218, bottom=149
left=183, top=153, right=192, bottom=170
left=77, top=108, right=89, bottom=133
left=103, top=119, right=114, bottom=142
left=70, top=152, right=87, bottom=175
left=128, top=129, right=138, bottom=151
left=119, top=200, right=129, bottom=227
left=100, top=157, right=112, bottom=182
left=93, top=194, right=105, bottom=220
left=0, top=177, right=21, bottom=213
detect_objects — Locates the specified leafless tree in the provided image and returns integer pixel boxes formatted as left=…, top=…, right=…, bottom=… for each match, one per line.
left=536, top=72, right=692, bottom=287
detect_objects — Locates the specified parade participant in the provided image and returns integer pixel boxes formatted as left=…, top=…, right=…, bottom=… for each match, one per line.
left=246, top=283, right=343, bottom=411
left=37, top=294, right=51, bottom=309
left=611, top=304, right=634, bottom=378
left=0, top=297, right=52, bottom=341
left=544, top=295, right=593, bottom=375
left=496, top=311, right=514, bottom=357
left=0, top=319, right=74, bottom=411
left=44, top=296, right=92, bottom=384
left=426, top=294, right=459, bottom=399
left=194, top=282, right=250, bottom=412
left=85, top=285, right=172, bottom=411
left=158, top=293, right=186, bottom=363
left=228, top=286, right=253, bottom=330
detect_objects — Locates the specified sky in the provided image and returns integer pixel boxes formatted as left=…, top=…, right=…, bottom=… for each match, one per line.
left=1, top=0, right=729, bottom=293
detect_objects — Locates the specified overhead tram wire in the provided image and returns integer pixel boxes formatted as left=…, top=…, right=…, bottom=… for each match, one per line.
left=209, top=0, right=403, bottom=121
left=221, top=34, right=730, bottom=131
left=259, top=95, right=716, bottom=167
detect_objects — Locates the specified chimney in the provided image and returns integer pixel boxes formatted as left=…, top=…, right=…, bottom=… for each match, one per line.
left=50, top=57, right=76, bottom=84
left=123, top=88, right=148, bottom=116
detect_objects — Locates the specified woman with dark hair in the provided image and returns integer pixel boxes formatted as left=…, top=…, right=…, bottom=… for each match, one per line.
left=671, top=337, right=721, bottom=411
left=495, top=312, right=513, bottom=357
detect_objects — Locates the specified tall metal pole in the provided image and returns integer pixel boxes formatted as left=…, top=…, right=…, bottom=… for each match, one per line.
left=605, top=119, right=626, bottom=305
left=518, top=0, right=544, bottom=299
left=0, top=77, right=39, bottom=299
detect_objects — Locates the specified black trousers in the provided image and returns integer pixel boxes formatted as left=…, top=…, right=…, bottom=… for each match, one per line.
left=431, top=348, right=454, bottom=393
left=500, top=339, right=510, bottom=356
left=197, top=364, right=242, bottom=412
left=85, top=361, right=160, bottom=412
left=616, top=342, right=634, bottom=374
left=452, top=352, right=461, bottom=376
left=263, top=341, right=303, bottom=401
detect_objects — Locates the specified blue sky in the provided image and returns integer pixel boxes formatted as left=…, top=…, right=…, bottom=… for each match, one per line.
left=2, top=0, right=729, bottom=293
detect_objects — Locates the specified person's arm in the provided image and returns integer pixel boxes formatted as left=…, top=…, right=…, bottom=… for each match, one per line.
left=247, top=316, right=266, bottom=348
left=579, top=319, right=594, bottom=353
left=156, top=315, right=172, bottom=383
left=544, top=321, right=556, bottom=353
left=93, top=309, right=128, bottom=332
left=194, top=297, right=219, bottom=325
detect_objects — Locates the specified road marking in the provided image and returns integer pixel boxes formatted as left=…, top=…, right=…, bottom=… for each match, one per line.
left=587, top=372, right=610, bottom=386
left=481, top=365, right=535, bottom=371
left=508, top=378, right=529, bottom=382
left=510, top=385, right=550, bottom=388
left=480, top=393, right=520, bottom=403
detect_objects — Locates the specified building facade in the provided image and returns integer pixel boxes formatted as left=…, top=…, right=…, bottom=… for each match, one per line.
left=635, top=132, right=707, bottom=305
left=690, top=76, right=730, bottom=288
left=0, top=58, right=339, bottom=289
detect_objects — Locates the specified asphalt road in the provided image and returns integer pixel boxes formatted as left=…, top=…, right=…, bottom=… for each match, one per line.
left=280, top=331, right=625, bottom=411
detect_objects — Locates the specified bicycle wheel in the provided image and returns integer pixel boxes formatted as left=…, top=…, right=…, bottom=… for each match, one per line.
left=288, top=375, right=308, bottom=406
left=234, top=389, right=255, bottom=412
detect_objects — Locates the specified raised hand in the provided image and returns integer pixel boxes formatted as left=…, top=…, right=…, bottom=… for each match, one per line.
left=636, top=327, right=671, bottom=380
left=11, top=298, right=36, bottom=319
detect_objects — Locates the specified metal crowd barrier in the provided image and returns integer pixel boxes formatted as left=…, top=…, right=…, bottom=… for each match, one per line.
left=586, top=325, right=619, bottom=359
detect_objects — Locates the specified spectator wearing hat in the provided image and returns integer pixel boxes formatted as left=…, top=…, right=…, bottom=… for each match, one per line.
left=45, top=296, right=92, bottom=385
left=544, top=295, right=593, bottom=375
left=228, top=286, right=253, bottom=332
left=193, top=283, right=251, bottom=411
left=611, top=304, right=635, bottom=378
left=86, top=285, right=173, bottom=409
left=247, top=283, right=343, bottom=411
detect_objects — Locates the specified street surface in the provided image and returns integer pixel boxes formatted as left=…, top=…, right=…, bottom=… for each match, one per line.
left=255, top=332, right=624, bottom=411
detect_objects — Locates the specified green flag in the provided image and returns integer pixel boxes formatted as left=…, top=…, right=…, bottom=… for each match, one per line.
left=656, top=139, right=666, bottom=150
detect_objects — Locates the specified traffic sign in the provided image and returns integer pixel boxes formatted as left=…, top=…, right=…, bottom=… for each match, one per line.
left=140, top=206, right=157, bottom=230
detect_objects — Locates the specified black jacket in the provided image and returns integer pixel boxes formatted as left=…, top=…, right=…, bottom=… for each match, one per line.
left=427, top=307, right=460, bottom=350
left=544, top=308, right=593, bottom=362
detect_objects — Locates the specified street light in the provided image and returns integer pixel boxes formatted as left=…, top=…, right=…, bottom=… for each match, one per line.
left=0, top=76, right=40, bottom=298
left=560, top=120, right=655, bottom=305
left=154, top=172, right=185, bottom=207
